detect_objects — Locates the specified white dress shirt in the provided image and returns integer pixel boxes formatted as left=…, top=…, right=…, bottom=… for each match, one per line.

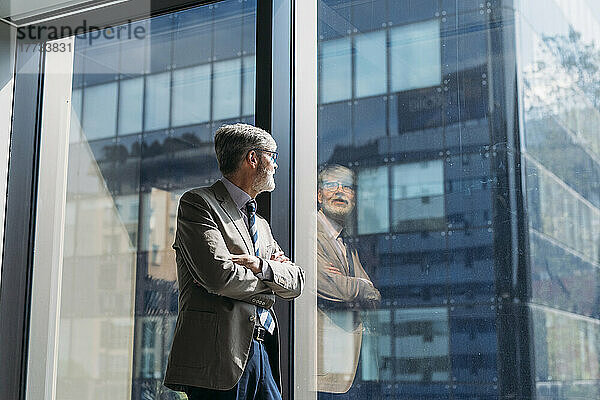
left=220, top=177, right=273, bottom=280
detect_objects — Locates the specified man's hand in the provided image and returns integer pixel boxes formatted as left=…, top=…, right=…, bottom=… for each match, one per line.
left=326, top=263, right=343, bottom=275
left=271, top=251, right=292, bottom=264
left=232, top=254, right=262, bottom=274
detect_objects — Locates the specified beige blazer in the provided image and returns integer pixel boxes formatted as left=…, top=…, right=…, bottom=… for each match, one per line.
left=163, top=181, right=305, bottom=391
left=316, top=212, right=380, bottom=393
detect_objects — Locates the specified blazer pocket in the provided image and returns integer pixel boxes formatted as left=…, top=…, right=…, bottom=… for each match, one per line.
left=171, top=310, right=217, bottom=369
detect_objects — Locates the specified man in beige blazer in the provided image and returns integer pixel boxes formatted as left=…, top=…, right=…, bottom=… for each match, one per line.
left=164, top=123, right=305, bottom=400
left=316, top=165, right=381, bottom=398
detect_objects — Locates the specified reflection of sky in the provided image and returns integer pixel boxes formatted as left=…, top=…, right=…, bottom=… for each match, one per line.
left=392, top=161, right=444, bottom=199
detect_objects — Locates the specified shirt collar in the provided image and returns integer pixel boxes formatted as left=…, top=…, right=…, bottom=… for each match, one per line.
left=220, top=176, right=252, bottom=212
left=318, top=209, right=344, bottom=239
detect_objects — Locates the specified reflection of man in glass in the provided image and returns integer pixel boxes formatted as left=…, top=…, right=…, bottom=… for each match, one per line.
left=316, top=165, right=381, bottom=397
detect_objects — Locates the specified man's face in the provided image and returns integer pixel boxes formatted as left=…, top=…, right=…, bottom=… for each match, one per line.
left=318, top=170, right=355, bottom=221
left=252, top=147, right=277, bottom=194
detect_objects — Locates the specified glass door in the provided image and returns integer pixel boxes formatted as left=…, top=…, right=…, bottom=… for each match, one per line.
left=26, top=1, right=257, bottom=399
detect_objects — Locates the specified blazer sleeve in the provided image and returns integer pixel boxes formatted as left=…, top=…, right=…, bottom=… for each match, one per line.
left=259, top=221, right=305, bottom=300
left=316, top=239, right=380, bottom=304
left=174, top=191, right=275, bottom=307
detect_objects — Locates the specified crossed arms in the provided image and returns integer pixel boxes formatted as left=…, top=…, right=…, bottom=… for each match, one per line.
left=174, top=191, right=305, bottom=308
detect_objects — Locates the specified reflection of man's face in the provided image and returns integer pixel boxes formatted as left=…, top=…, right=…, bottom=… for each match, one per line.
left=318, top=170, right=355, bottom=222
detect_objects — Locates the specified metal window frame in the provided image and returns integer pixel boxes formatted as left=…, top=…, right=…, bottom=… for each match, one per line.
left=0, top=45, right=45, bottom=400
left=0, top=1, right=295, bottom=399
left=0, top=21, right=16, bottom=289
left=488, top=1, right=534, bottom=399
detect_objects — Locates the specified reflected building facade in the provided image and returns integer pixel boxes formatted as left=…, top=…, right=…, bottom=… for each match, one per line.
left=317, top=0, right=600, bottom=399
left=59, top=1, right=257, bottom=399
left=10, top=0, right=600, bottom=400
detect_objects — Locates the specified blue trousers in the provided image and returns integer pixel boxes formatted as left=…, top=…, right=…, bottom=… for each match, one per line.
left=185, top=339, right=282, bottom=400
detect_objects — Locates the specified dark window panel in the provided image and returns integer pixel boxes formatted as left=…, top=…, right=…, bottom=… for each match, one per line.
left=318, top=102, right=353, bottom=165
left=387, top=0, right=438, bottom=26
left=449, top=305, right=498, bottom=383
left=448, top=233, right=495, bottom=304
left=457, top=31, right=487, bottom=72
left=119, top=19, right=147, bottom=78
left=381, top=382, right=451, bottom=399
left=457, top=0, right=484, bottom=14
left=351, top=0, right=388, bottom=33
left=81, top=37, right=120, bottom=86
left=353, top=96, right=387, bottom=147
left=389, top=127, right=444, bottom=158
left=213, top=0, right=244, bottom=61
left=113, top=134, right=142, bottom=196
left=444, top=118, right=490, bottom=148
left=453, top=384, right=499, bottom=400
left=318, top=0, right=353, bottom=40
left=456, top=6, right=489, bottom=27
left=171, top=123, right=213, bottom=147
left=393, top=88, right=443, bottom=133
left=243, top=0, right=257, bottom=55
left=380, top=251, right=448, bottom=306
left=147, top=14, right=175, bottom=73
left=173, top=16, right=212, bottom=68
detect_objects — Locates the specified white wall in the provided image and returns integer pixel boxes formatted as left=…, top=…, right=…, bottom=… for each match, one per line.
left=1, top=0, right=104, bottom=21
left=0, top=20, right=15, bottom=286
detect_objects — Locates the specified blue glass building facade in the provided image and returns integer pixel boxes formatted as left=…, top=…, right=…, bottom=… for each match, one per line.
left=316, top=1, right=600, bottom=399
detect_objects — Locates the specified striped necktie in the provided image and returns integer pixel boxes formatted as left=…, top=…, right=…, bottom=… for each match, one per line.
left=245, top=199, right=275, bottom=334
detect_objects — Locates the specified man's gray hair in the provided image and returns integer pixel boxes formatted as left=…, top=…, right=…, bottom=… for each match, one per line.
left=214, top=123, right=275, bottom=176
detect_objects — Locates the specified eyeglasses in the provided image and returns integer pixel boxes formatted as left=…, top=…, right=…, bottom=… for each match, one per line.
left=252, top=148, right=278, bottom=164
left=321, top=181, right=354, bottom=193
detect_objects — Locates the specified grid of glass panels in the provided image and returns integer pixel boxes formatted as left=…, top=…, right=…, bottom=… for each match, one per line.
left=58, top=1, right=256, bottom=399
left=316, top=1, right=497, bottom=399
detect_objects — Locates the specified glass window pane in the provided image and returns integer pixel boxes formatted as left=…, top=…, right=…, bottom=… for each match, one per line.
left=351, top=0, right=387, bottom=32
left=146, top=14, right=174, bottom=73
left=357, top=166, right=389, bottom=234
left=242, top=55, right=256, bottom=116
left=519, top=11, right=600, bottom=396
left=118, top=77, right=144, bottom=135
left=83, top=37, right=120, bottom=86
left=69, top=88, right=83, bottom=143
left=212, top=58, right=242, bottom=121
left=213, top=1, right=243, bottom=60
left=172, top=64, right=211, bottom=126
left=318, top=102, right=352, bottom=164
left=353, top=96, right=386, bottom=146
left=355, top=30, right=387, bottom=98
left=173, top=9, right=212, bottom=68
left=82, top=83, right=118, bottom=141
left=320, top=37, right=352, bottom=103
left=390, top=19, right=441, bottom=92
left=119, top=19, right=147, bottom=78
left=144, top=72, right=171, bottom=131
left=391, top=160, right=445, bottom=232
left=28, top=2, right=256, bottom=400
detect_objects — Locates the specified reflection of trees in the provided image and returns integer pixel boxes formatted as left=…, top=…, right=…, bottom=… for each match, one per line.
left=543, top=29, right=600, bottom=107
left=524, top=27, right=600, bottom=390
left=526, top=28, right=600, bottom=111
left=98, top=132, right=205, bottom=163
left=523, top=27, right=600, bottom=255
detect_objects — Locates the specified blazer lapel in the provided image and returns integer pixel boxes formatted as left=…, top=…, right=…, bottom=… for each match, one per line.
left=211, top=181, right=253, bottom=254
left=317, top=222, right=349, bottom=274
